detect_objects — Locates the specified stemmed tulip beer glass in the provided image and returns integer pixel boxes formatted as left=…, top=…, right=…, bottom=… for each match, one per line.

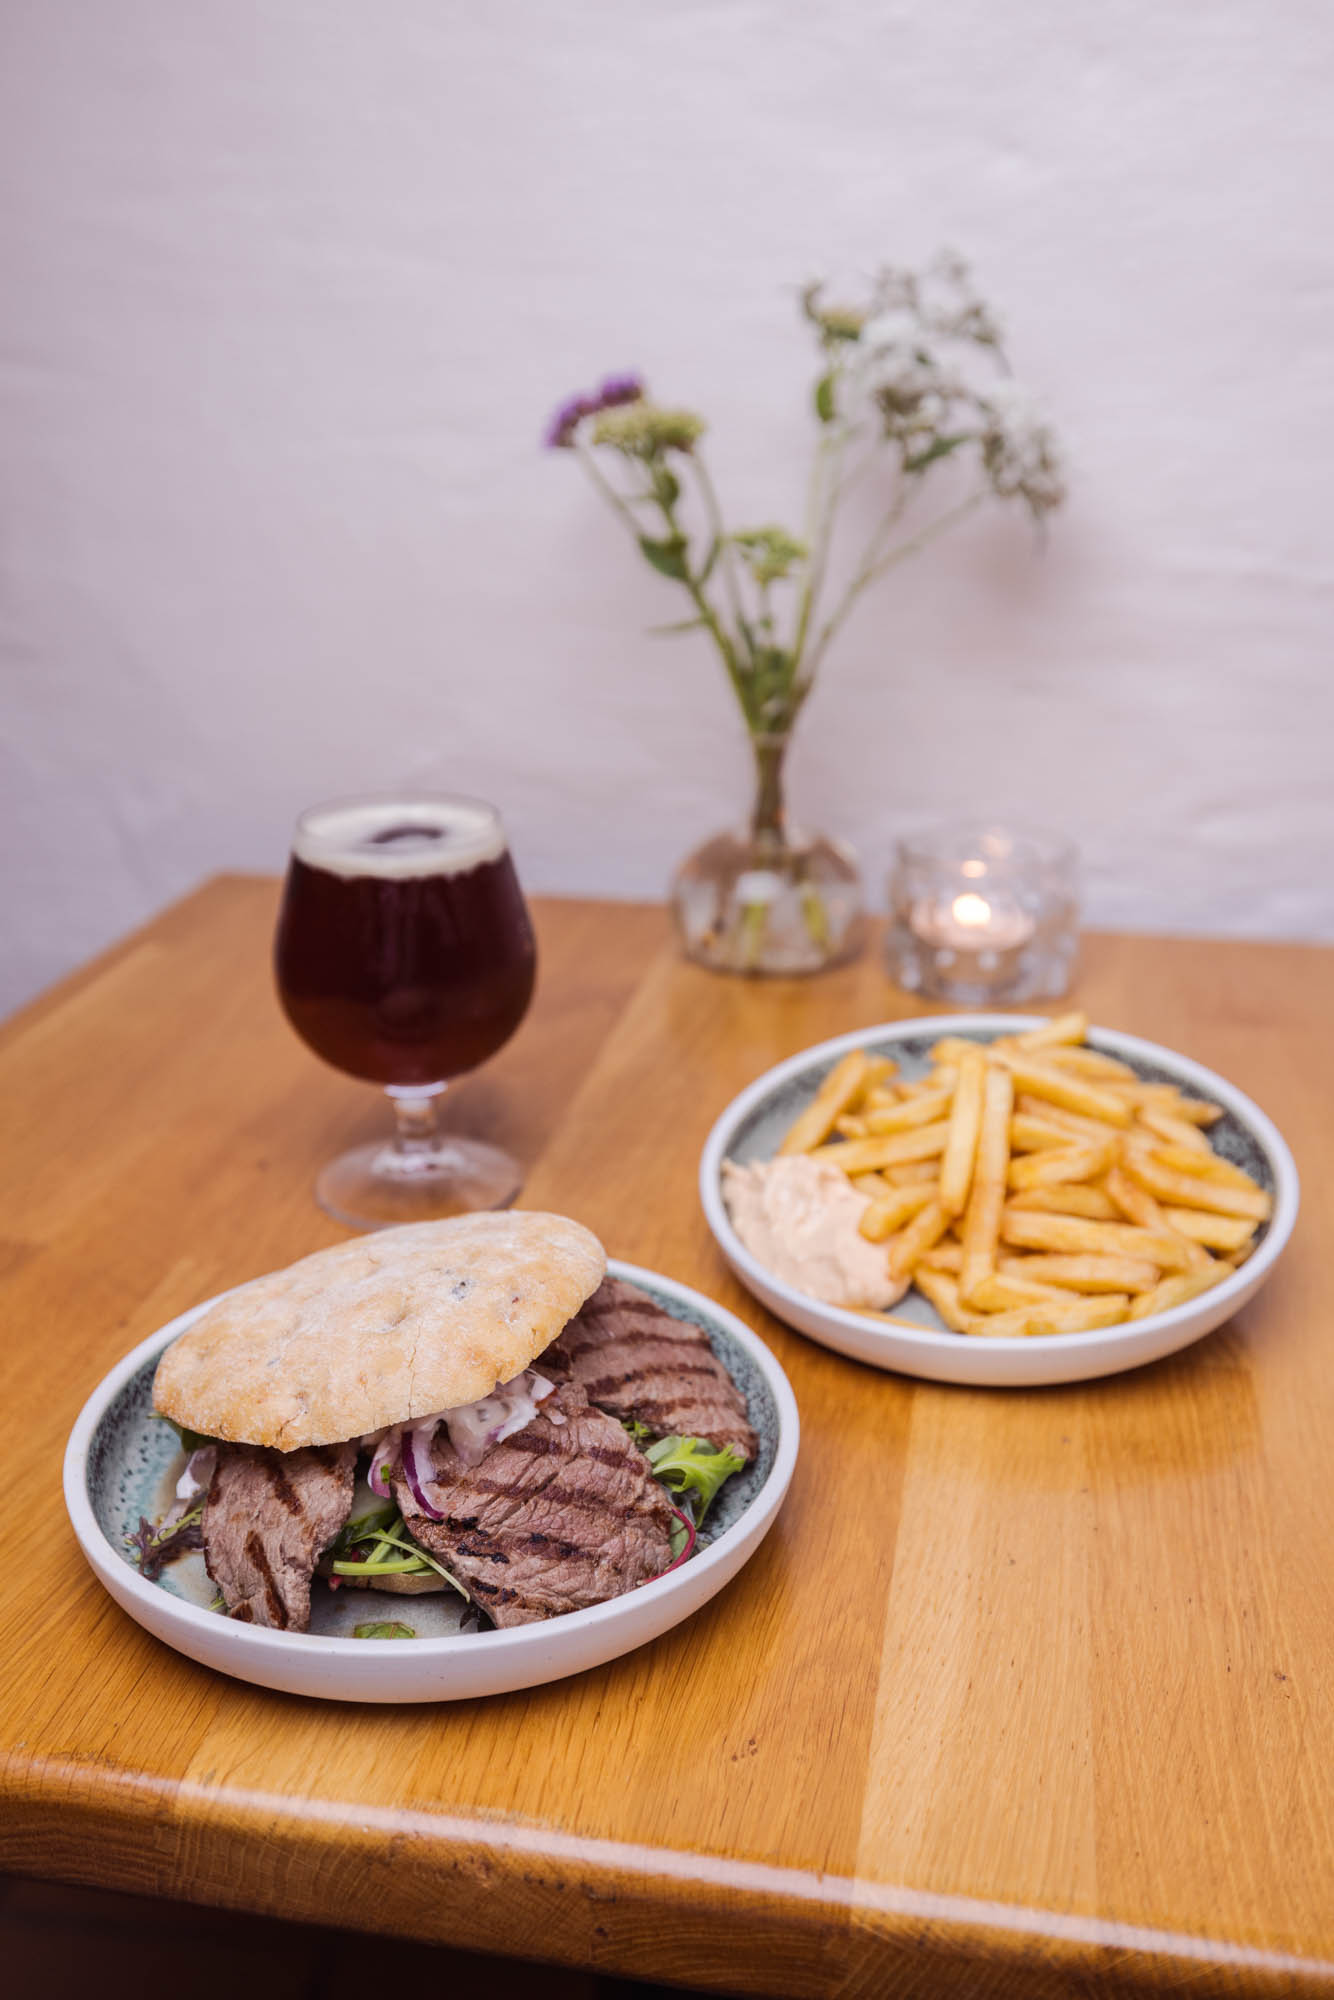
left=274, top=794, right=537, bottom=1230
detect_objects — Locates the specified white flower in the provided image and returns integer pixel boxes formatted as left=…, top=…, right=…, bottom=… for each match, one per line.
left=979, top=382, right=1065, bottom=513
left=858, top=307, right=921, bottom=353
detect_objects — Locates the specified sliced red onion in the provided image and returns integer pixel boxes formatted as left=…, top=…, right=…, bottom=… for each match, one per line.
left=660, top=1504, right=697, bottom=1575
left=402, top=1422, right=445, bottom=1520
left=368, top=1452, right=393, bottom=1500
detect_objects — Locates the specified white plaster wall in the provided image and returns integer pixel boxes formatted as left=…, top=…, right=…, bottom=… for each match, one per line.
left=3, top=1, right=1333, bottom=1012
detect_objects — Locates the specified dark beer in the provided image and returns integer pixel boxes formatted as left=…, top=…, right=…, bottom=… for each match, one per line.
left=275, top=798, right=537, bottom=1087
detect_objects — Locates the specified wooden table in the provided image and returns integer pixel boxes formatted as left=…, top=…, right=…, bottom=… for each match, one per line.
left=3, top=879, right=1332, bottom=1999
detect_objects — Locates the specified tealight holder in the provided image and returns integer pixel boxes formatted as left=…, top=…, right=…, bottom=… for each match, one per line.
left=887, top=823, right=1079, bottom=1005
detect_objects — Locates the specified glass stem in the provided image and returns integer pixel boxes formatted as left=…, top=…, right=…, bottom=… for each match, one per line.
left=387, top=1085, right=445, bottom=1163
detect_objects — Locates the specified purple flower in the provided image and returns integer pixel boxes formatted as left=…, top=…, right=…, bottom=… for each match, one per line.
left=543, top=373, right=645, bottom=448
left=596, top=373, right=644, bottom=408
left=544, top=394, right=595, bottom=450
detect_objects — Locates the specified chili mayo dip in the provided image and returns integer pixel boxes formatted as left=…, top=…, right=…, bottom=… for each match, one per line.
left=721, top=1155, right=907, bottom=1311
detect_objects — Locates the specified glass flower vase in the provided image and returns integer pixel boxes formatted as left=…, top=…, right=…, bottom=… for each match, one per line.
left=670, top=732, right=864, bottom=976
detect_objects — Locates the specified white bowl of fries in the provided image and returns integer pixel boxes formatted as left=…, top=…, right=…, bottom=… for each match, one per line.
left=700, top=1012, right=1299, bottom=1386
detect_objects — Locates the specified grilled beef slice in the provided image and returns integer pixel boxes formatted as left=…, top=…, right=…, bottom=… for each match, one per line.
left=203, top=1441, right=357, bottom=1631
left=550, top=1276, right=757, bottom=1459
left=393, top=1380, right=675, bottom=1628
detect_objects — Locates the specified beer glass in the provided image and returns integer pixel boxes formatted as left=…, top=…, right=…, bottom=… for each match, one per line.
left=274, top=793, right=537, bottom=1229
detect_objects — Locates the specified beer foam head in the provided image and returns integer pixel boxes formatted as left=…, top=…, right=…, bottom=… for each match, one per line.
left=292, top=795, right=507, bottom=880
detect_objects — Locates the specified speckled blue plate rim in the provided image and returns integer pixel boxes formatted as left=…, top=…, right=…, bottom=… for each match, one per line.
left=63, top=1258, right=800, bottom=1659
left=699, top=1013, right=1301, bottom=1356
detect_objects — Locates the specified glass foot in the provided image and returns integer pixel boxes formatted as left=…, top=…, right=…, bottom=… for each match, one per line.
left=315, top=1135, right=522, bottom=1232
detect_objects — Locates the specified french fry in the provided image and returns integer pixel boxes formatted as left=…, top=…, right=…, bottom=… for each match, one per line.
left=864, top=1089, right=954, bottom=1135
left=858, top=1181, right=938, bottom=1243
left=778, top=1052, right=870, bottom=1155
left=887, top=1199, right=950, bottom=1282
left=835, top=1114, right=869, bottom=1139
left=1014, top=1094, right=1127, bottom=1147
left=913, top=1267, right=974, bottom=1334
left=1015, top=1294, right=1133, bottom=1336
left=1135, top=1105, right=1212, bottom=1153
left=968, top=1294, right=1133, bottom=1338
left=1010, top=1113, right=1075, bottom=1152
left=885, top=1159, right=942, bottom=1186
left=897, top=1074, right=945, bottom=1098
left=1162, top=1207, right=1257, bottom=1254
left=810, top=1121, right=951, bottom=1175
left=999, top=1208, right=1199, bottom=1272
left=1006, top=1138, right=1118, bottom=1191
left=958, top=1306, right=1035, bottom=1337
left=1014, top=1010, right=1089, bottom=1051
left=1128, top=1261, right=1235, bottom=1320
left=992, top=1053, right=1133, bottom=1127
left=940, top=1045, right=986, bottom=1218
left=968, top=1271, right=1076, bottom=1311
left=1106, top=1165, right=1212, bottom=1271
left=850, top=1171, right=889, bottom=1197
left=1008, top=1183, right=1121, bottom=1220
left=1043, top=1046, right=1136, bottom=1081
left=1170, top=1096, right=1224, bottom=1127
left=864, top=1085, right=900, bottom=1110
left=1123, top=1153, right=1271, bottom=1222
left=1105, top=1164, right=1166, bottom=1228
left=959, top=1063, right=1014, bottom=1306
left=929, top=1036, right=982, bottom=1068
left=918, top=1242, right=964, bottom=1273
left=1146, top=1143, right=1259, bottom=1193
left=998, top=1252, right=1160, bottom=1294
left=856, top=1056, right=898, bottom=1101
left=1115, top=1083, right=1222, bottom=1126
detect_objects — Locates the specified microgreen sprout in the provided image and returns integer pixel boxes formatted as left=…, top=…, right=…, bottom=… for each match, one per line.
left=329, top=1505, right=469, bottom=1601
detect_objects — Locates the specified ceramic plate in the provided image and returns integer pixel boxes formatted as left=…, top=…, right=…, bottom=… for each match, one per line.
left=700, top=1016, right=1299, bottom=1387
left=64, top=1259, right=798, bottom=1702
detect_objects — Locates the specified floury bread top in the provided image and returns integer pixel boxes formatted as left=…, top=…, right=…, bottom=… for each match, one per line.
left=151, top=1213, right=606, bottom=1449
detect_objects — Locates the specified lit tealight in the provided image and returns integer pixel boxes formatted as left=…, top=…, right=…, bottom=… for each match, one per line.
left=889, top=820, right=1079, bottom=1001
left=950, top=892, right=992, bottom=929
left=910, top=890, right=1036, bottom=955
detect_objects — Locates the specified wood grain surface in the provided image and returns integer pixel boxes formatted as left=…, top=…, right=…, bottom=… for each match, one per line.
left=2, top=878, right=1332, bottom=1999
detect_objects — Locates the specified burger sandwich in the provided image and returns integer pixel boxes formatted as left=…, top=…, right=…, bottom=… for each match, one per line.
left=145, top=1212, right=756, bottom=1633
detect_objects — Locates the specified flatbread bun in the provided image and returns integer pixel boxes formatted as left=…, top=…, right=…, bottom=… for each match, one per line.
left=152, top=1212, right=605, bottom=1449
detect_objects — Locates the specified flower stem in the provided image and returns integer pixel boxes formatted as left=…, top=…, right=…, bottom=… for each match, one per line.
left=750, top=732, right=788, bottom=844
left=692, top=452, right=748, bottom=650
left=791, top=382, right=852, bottom=672
left=811, top=488, right=987, bottom=671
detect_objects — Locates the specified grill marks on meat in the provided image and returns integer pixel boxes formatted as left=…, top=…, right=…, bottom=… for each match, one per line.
left=393, top=1381, right=675, bottom=1628
left=551, top=1277, right=757, bottom=1460
left=203, top=1441, right=357, bottom=1631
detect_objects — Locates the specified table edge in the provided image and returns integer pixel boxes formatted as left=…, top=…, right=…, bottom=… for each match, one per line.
left=3, top=1760, right=1330, bottom=1997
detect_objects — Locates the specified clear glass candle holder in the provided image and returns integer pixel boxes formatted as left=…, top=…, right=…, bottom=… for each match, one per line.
left=887, top=822, right=1079, bottom=1005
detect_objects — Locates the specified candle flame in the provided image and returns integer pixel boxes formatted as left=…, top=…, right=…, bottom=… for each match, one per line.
left=951, top=892, right=993, bottom=929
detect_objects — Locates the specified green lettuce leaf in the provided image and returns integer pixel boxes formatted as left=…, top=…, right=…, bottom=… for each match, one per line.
left=645, top=1435, right=745, bottom=1526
